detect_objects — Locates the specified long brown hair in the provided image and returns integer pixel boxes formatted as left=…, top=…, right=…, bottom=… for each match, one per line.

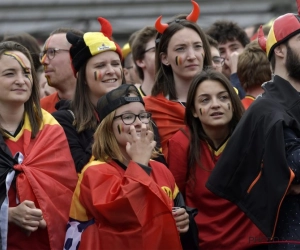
left=185, top=69, right=244, bottom=182
left=0, top=41, right=42, bottom=138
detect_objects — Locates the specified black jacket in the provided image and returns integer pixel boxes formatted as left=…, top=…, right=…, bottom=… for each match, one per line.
left=206, top=75, right=300, bottom=238
left=52, top=100, right=94, bottom=173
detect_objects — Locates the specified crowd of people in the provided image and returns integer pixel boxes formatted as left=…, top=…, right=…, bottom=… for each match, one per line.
left=1, top=0, right=300, bottom=249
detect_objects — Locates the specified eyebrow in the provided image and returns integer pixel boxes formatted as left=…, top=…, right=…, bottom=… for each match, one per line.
left=197, top=90, right=228, bottom=98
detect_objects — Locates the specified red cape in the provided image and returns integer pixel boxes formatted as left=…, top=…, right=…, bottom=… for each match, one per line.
left=66, top=159, right=182, bottom=250
left=144, top=94, right=185, bottom=159
left=7, top=110, right=77, bottom=250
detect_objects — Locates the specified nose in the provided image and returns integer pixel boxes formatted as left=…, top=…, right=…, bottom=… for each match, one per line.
left=211, top=61, right=217, bottom=70
left=186, top=47, right=196, bottom=60
left=40, top=53, right=49, bottom=65
left=132, top=115, right=143, bottom=127
left=105, top=64, right=115, bottom=74
left=211, top=97, right=221, bottom=108
left=15, top=73, right=26, bottom=85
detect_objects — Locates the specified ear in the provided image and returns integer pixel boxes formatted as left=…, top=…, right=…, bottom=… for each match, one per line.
left=273, top=44, right=285, bottom=58
left=136, top=59, right=145, bottom=69
left=123, top=67, right=129, bottom=77
left=160, top=52, right=169, bottom=66
left=192, top=107, right=198, bottom=118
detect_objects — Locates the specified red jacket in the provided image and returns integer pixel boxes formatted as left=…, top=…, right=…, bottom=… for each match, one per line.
left=168, top=127, right=265, bottom=249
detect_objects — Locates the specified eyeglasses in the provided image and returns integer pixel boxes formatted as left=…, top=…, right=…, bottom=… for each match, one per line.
left=212, top=56, right=225, bottom=66
left=143, top=47, right=155, bottom=54
left=39, top=48, right=69, bottom=61
left=113, top=111, right=152, bottom=125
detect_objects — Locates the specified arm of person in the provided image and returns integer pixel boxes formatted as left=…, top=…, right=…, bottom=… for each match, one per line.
left=52, top=110, right=93, bottom=172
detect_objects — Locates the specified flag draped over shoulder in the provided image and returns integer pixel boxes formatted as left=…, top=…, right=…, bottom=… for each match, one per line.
left=144, top=94, right=185, bottom=159
left=2, top=110, right=77, bottom=250
left=65, top=160, right=182, bottom=250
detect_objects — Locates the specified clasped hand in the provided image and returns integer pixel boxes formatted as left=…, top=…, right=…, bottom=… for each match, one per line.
left=9, top=200, right=47, bottom=235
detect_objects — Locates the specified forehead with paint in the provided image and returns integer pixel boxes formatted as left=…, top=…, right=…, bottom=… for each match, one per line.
left=1, top=51, right=32, bottom=83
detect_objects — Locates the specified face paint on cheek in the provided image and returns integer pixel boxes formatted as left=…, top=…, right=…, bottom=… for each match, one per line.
left=175, top=56, right=182, bottom=66
left=117, top=124, right=125, bottom=134
left=227, top=103, right=231, bottom=110
left=94, top=71, right=102, bottom=81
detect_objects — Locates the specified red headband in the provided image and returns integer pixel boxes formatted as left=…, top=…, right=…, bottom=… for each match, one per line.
left=155, top=0, right=200, bottom=34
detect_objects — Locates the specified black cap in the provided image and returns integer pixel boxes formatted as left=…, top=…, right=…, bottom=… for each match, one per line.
left=97, top=84, right=144, bottom=122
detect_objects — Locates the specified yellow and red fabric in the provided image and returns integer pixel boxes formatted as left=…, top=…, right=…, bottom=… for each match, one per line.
left=67, top=17, right=122, bottom=76
left=241, top=95, right=255, bottom=110
left=65, top=159, right=182, bottom=250
left=6, top=110, right=77, bottom=250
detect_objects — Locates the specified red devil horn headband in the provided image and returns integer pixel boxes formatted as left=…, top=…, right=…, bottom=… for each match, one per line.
left=257, top=25, right=266, bottom=52
left=97, top=17, right=113, bottom=38
left=155, top=0, right=200, bottom=34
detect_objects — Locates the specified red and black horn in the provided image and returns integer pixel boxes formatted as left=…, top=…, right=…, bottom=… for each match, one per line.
left=155, top=0, right=200, bottom=34
left=257, top=25, right=266, bottom=52
left=97, top=17, right=113, bottom=38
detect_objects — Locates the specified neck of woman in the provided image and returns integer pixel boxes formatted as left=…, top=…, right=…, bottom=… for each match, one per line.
left=173, top=77, right=192, bottom=102
left=204, top=125, right=230, bottom=149
left=0, top=104, right=25, bottom=133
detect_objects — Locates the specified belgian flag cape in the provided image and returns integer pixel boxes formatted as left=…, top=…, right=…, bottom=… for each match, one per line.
left=0, top=110, right=77, bottom=250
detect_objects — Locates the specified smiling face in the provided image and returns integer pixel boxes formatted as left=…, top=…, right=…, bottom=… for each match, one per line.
left=0, top=51, right=33, bottom=106
left=86, top=50, right=123, bottom=106
left=193, top=79, right=233, bottom=133
left=161, top=27, right=205, bottom=83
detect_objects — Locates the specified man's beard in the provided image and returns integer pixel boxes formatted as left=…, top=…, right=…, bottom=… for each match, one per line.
left=286, top=43, right=300, bottom=81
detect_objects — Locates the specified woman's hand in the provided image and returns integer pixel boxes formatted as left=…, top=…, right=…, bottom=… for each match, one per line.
left=8, top=200, right=45, bottom=233
left=172, top=207, right=189, bottom=233
left=126, top=124, right=156, bottom=166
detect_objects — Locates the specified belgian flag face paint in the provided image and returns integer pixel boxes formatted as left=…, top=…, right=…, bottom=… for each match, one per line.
left=227, top=103, right=231, bottom=110
left=117, top=124, right=124, bottom=134
left=94, top=70, right=102, bottom=81
left=175, top=56, right=182, bottom=66
left=4, top=52, right=33, bottom=83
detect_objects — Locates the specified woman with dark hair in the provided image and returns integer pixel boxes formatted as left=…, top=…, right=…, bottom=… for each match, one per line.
left=0, top=41, right=77, bottom=249
left=52, top=17, right=125, bottom=172
left=144, top=0, right=212, bottom=159
left=168, top=69, right=265, bottom=249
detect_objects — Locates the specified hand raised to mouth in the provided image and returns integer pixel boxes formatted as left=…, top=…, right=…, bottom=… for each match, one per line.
left=126, top=124, right=156, bottom=166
